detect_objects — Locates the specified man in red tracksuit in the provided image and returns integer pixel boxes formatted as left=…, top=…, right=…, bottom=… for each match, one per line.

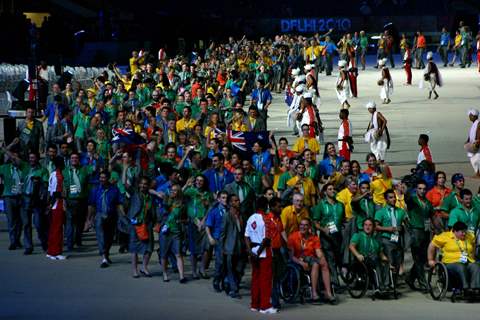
left=245, top=197, right=278, bottom=314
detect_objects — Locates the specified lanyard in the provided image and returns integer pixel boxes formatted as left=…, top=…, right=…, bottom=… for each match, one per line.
left=389, top=207, right=397, bottom=227
left=455, top=238, right=468, bottom=254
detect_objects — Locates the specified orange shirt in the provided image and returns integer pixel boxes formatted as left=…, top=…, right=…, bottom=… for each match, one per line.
left=266, top=214, right=284, bottom=249
left=426, top=186, right=452, bottom=208
left=287, top=231, right=321, bottom=258
left=417, top=35, right=426, bottom=48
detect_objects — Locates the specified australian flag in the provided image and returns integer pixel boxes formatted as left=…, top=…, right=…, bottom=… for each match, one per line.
left=111, top=128, right=146, bottom=145
left=227, top=130, right=271, bottom=155
left=111, top=128, right=149, bottom=170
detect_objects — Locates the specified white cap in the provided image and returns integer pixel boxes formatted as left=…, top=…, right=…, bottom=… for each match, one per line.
left=382, top=58, right=388, bottom=65
left=304, top=64, right=313, bottom=71
left=291, top=68, right=300, bottom=76
left=427, top=51, right=433, bottom=60
left=378, top=59, right=385, bottom=66
left=468, top=108, right=480, bottom=116
left=338, top=60, right=347, bottom=68
left=303, top=92, right=313, bottom=99
left=366, top=101, right=376, bottom=109
left=295, top=84, right=305, bottom=92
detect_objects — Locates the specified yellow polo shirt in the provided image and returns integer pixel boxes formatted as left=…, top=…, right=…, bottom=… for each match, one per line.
left=286, top=176, right=317, bottom=207
left=432, top=231, right=475, bottom=264
left=336, top=188, right=354, bottom=220
left=292, top=137, right=320, bottom=158
left=176, top=118, right=197, bottom=132
left=370, top=177, right=392, bottom=206
left=281, top=205, right=310, bottom=236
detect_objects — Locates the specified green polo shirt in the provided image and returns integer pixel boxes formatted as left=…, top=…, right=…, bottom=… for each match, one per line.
left=311, top=199, right=344, bottom=231
left=407, top=195, right=434, bottom=230
left=165, top=203, right=185, bottom=235
left=440, top=191, right=461, bottom=213
left=448, top=206, right=480, bottom=233
left=374, top=205, right=407, bottom=239
left=62, top=165, right=91, bottom=199
left=245, top=171, right=263, bottom=194
left=352, top=198, right=376, bottom=230
left=277, top=171, right=294, bottom=192
left=0, top=162, right=28, bottom=196
left=184, top=187, right=212, bottom=220
left=350, top=231, right=382, bottom=256
left=22, top=165, right=49, bottom=195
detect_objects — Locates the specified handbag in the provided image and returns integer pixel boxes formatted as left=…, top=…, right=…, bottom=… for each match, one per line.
left=135, top=223, right=149, bottom=241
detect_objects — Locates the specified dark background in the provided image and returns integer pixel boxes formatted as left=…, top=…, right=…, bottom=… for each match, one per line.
left=0, top=0, right=478, bottom=65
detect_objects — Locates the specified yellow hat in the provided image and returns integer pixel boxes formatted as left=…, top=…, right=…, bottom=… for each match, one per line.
left=87, top=88, right=96, bottom=94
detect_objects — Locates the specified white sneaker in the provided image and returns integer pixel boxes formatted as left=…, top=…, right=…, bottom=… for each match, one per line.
left=259, top=307, right=278, bottom=314
left=46, top=254, right=57, bottom=260
left=55, top=255, right=67, bottom=260
left=250, top=308, right=259, bottom=312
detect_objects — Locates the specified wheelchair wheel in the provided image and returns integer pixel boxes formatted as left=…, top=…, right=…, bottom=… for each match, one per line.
left=279, top=264, right=301, bottom=303
left=347, top=262, right=369, bottom=299
left=428, top=263, right=448, bottom=301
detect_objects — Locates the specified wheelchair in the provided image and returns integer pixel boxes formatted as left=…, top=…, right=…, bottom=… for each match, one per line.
left=345, top=258, right=399, bottom=300
left=427, top=262, right=480, bottom=302
left=278, top=261, right=336, bottom=304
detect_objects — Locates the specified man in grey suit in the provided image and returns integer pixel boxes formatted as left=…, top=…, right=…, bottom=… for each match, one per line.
left=224, top=167, right=255, bottom=220
left=220, top=194, right=245, bottom=299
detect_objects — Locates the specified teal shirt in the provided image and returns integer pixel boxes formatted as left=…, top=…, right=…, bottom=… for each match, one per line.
left=440, top=191, right=462, bottom=213
left=374, top=205, right=407, bottom=239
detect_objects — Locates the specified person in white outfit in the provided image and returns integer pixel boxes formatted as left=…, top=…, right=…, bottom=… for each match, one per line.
left=364, top=101, right=390, bottom=161
left=378, top=58, right=393, bottom=104
left=420, top=51, right=442, bottom=99
left=465, top=108, right=480, bottom=177
left=335, top=60, right=351, bottom=109
left=287, top=84, right=305, bottom=135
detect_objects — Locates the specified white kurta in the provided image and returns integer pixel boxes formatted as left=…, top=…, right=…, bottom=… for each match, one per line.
left=364, top=111, right=388, bottom=160
left=467, top=119, right=480, bottom=172
left=287, top=94, right=302, bottom=128
left=336, top=73, right=351, bottom=104
left=379, top=67, right=393, bottom=100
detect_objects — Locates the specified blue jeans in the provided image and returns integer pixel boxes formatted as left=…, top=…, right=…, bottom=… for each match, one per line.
left=4, top=196, right=22, bottom=246
left=213, top=242, right=224, bottom=284
left=22, top=195, right=48, bottom=250
left=95, top=215, right=116, bottom=256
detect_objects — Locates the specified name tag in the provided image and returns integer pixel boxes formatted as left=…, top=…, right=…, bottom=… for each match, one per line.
left=70, top=185, right=80, bottom=194
left=390, top=233, right=399, bottom=243
left=11, top=185, right=19, bottom=195
left=460, top=252, right=468, bottom=264
left=327, top=221, right=338, bottom=233
left=22, top=127, right=32, bottom=135
left=424, top=219, right=431, bottom=232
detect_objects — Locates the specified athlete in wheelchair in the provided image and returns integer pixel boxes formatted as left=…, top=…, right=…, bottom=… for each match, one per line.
left=282, top=218, right=337, bottom=305
left=427, top=221, right=480, bottom=301
left=348, top=218, right=398, bottom=299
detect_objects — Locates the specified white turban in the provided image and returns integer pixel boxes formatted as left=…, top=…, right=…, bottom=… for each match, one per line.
left=378, top=59, right=385, bottom=66
left=338, top=60, right=347, bottom=68
left=303, top=92, right=313, bottom=99
left=304, top=64, right=313, bottom=71
left=468, top=108, right=480, bottom=116
left=291, top=68, right=300, bottom=76
left=366, top=101, right=376, bottom=109
left=426, top=51, right=433, bottom=60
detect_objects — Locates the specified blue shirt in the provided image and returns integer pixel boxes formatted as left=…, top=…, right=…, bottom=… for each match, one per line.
left=440, top=33, right=450, bottom=46
left=251, top=88, right=272, bottom=107
left=205, top=203, right=227, bottom=239
left=203, top=168, right=234, bottom=194
left=44, top=103, right=67, bottom=126
left=318, top=156, right=344, bottom=178
left=321, top=42, right=338, bottom=55
left=88, top=184, right=122, bottom=216
left=252, top=150, right=271, bottom=174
